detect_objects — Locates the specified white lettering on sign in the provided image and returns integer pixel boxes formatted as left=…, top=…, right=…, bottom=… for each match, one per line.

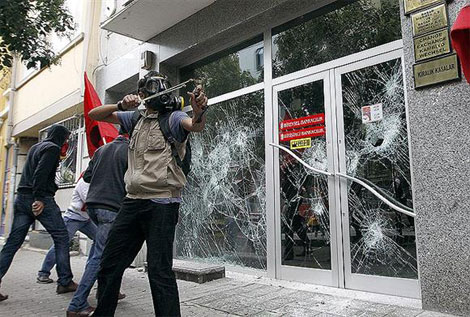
left=280, top=126, right=325, bottom=142
left=279, top=114, right=324, bottom=131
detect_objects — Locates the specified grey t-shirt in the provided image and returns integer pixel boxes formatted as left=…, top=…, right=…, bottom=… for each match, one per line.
left=117, top=111, right=190, bottom=204
left=117, top=111, right=189, bottom=142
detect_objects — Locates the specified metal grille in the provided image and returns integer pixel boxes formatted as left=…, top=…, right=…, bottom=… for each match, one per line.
left=39, top=116, right=83, bottom=188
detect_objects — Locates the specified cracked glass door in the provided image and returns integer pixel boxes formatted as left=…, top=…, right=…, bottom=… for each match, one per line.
left=274, top=71, right=339, bottom=287
left=336, top=51, right=420, bottom=298
left=273, top=49, right=419, bottom=296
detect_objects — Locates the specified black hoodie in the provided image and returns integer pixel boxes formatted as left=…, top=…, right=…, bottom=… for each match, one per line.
left=17, top=124, right=70, bottom=201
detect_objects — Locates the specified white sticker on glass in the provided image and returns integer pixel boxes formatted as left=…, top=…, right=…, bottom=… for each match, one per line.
left=362, top=103, right=383, bottom=123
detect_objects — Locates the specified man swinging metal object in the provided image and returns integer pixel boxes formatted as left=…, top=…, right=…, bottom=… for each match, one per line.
left=119, top=74, right=207, bottom=177
left=118, top=76, right=208, bottom=122
left=88, top=71, right=208, bottom=317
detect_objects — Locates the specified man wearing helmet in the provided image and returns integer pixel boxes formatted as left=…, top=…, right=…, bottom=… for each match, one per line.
left=88, top=71, right=208, bottom=316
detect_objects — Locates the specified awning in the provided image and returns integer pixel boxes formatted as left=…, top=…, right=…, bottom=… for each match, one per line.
left=101, top=0, right=216, bottom=42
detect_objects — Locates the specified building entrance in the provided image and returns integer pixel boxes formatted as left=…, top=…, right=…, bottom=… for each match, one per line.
left=272, top=45, right=419, bottom=298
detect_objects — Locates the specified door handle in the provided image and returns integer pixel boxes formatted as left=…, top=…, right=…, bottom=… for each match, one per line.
left=270, top=143, right=416, bottom=218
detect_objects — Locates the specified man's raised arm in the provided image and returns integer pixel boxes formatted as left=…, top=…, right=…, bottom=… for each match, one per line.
left=89, top=95, right=140, bottom=123
left=181, top=87, right=208, bottom=133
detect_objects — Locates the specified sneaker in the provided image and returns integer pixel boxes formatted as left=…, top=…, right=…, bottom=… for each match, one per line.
left=57, top=281, right=78, bottom=294
left=66, top=306, right=95, bottom=316
left=37, top=276, right=54, bottom=284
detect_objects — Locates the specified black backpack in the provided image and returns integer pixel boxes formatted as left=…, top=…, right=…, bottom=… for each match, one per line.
left=129, top=110, right=192, bottom=176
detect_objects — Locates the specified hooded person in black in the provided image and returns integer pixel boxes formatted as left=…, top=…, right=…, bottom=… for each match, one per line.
left=18, top=124, right=70, bottom=202
left=0, top=124, right=78, bottom=302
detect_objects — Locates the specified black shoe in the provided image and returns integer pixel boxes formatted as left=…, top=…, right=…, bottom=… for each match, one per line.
left=37, top=276, right=54, bottom=284
left=57, top=281, right=78, bottom=294
left=0, top=293, right=8, bottom=302
left=66, top=306, right=95, bottom=316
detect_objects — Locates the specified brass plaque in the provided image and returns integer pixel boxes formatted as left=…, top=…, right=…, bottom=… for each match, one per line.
left=412, top=4, right=448, bottom=36
left=404, top=0, right=443, bottom=15
left=414, top=54, right=460, bottom=88
left=414, top=29, right=451, bottom=62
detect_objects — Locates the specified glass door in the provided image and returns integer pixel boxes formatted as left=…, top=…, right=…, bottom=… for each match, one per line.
left=272, top=48, right=420, bottom=298
left=273, top=70, right=340, bottom=287
left=335, top=50, right=420, bottom=298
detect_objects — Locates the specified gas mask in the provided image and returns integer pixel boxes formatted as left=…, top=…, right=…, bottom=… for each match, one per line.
left=142, top=76, right=184, bottom=113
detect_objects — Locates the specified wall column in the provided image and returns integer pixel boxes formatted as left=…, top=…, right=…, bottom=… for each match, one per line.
left=401, top=0, right=470, bottom=315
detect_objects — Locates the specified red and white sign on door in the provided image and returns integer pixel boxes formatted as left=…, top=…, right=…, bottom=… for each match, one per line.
left=279, top=113, right=326, bottom=142
left=280, top=114, right=325, bottom=131
left=280, top=126, right=326, bottom=142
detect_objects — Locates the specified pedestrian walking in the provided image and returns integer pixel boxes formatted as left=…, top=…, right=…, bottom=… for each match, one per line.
left=88, top=71, right=208, bottom=316
left=66, top=132, right=128, bottom=316
left=0, top=124, right=77, bottom=301
left=37, top=176, right=96, bottom=284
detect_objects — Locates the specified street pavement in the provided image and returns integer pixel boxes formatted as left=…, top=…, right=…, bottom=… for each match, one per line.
left=0, top=246, right=457, bottom=317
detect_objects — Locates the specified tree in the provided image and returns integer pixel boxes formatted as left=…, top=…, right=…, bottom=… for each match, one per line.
left=0, top=0, right=74, bottom=70
left=273, top=0, right=401, bottom=78
left=182, top=53, right=259, bottom=99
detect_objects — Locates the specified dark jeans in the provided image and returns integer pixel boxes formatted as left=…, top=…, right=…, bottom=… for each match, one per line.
left=0, top=194, right=73, bottom=286
left=68, top=208, right=116, bottom=312
left=39, top=217, right=97, bottom=278
left=94, top=198, right=180, bottom=317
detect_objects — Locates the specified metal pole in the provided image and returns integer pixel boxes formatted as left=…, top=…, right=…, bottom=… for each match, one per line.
left=4, top=141, right=18, bottom=235
left=3, top=56, right=18, bottom=236
left=269, top=143, right=416, bottom=218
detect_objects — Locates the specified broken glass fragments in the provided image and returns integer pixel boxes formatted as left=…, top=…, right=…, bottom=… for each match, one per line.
left=175, top=91, right=267, bottom=269
left=342, top=58, right=418, bottom=278
left=278, top=80, right=332, bottom=269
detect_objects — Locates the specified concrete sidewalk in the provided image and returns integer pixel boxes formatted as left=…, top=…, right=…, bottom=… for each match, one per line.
left=0, top=246, right=457, bottom=317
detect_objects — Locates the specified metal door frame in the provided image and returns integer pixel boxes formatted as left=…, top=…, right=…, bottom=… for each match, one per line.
left=270, top=40, right=420, bottom=297
left=273, top=69, right=339, bottom=287
left=334, top=48, right=421, bottom=298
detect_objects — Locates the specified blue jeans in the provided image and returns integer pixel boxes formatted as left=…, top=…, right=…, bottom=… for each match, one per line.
left=68, top=208, right=117, bottom=312
left=0, top=194, right=73, bottom=286
left=38, top=217, right=97, bottom=278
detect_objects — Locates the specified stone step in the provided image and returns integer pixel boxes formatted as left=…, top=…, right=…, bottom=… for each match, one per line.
left=172, top=259, right=225, bottom=284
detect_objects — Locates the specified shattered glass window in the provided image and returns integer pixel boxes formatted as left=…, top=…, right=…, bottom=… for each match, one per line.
left=39, top=116, right=81, bottom=187
left=180, top=36, right=264, bottom=98
left=341, top=58, right=418, bottom=279
left=272, top=0, right=401, bottom=78
left=278, top=80, right=331, bottom=269
left=176, top=91, right=266, bottom=269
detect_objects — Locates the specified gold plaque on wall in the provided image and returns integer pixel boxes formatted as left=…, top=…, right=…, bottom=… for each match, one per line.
left=404, top=0, right=444, bottom=15
left=412, top=4, right=448, bottom=36
left=414, top=54, right=460, bottom=88
left=414, top=29, right=451, bottom=62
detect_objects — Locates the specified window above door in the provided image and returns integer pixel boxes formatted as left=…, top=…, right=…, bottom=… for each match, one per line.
left=272, top=0, right=402, bottom=78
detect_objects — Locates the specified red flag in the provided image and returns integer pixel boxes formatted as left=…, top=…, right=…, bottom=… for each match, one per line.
left=451, top=6, right=470, bottom=83
left=84, top=72, right=118, bottom=157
